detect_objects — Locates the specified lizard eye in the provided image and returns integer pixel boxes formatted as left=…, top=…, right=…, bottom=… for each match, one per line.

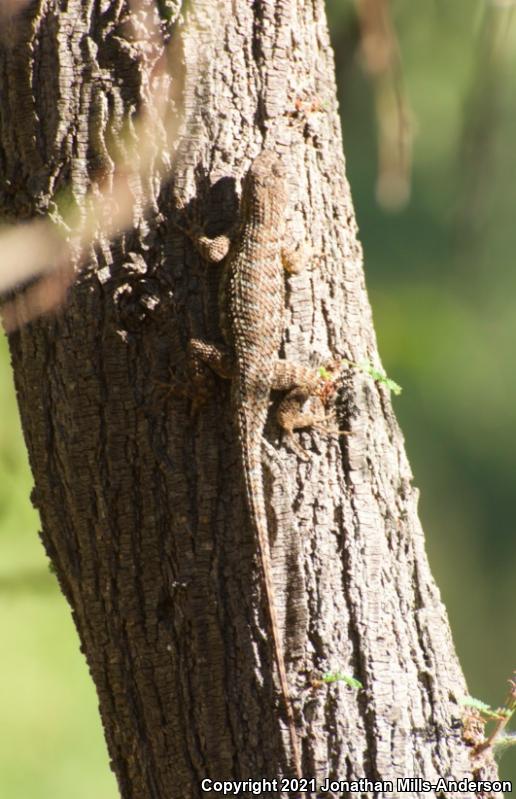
left=270, top=159, right=285, bottom=179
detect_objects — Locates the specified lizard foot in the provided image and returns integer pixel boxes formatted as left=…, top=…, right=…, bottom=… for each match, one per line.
left=154, top=372, right=214, bottom=416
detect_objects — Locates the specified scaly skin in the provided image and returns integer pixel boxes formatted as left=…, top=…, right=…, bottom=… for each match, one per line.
left=224, top=151, right=303, bottom=777
left=185, top=149, right=335, bottom=779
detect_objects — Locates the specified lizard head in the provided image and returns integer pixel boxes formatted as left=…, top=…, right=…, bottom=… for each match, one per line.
left=241, top=149, right=288, bottom=215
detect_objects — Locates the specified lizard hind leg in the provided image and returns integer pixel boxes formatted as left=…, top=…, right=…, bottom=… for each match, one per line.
left=188, top=339, right=235, bottom=380
left=184, top=339, right=234, bottom=414
left=272, top=359, right=343, bottom=459
left=276, top=386, right=328, bottom=462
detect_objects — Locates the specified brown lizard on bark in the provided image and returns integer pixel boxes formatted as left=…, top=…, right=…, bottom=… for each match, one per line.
left=183, top=149, right=336, bottom=780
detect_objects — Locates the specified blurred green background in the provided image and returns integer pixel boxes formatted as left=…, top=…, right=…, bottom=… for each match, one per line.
left=0, top=1, right=514, bottom=795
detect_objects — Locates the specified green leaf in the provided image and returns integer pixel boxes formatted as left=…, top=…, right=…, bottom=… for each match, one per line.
left=341, top=359, right=402, bottom=395
left=322, top=672, right=363, bottom=690
left=461, top=696, right=493, bottom=712
left=318, top=366, right=332, bottom=381
left=460, top=696, right=503, bottom=719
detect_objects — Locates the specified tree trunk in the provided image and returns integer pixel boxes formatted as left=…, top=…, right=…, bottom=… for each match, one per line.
left=0, top=1, right=499, bottom=797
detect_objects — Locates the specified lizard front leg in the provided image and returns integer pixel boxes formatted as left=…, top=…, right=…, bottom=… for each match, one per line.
left=176, top=213, right=235, bottom=264
left=281, top=242, right=312, bottom=275
left=189, top=231, right=232, bottom=263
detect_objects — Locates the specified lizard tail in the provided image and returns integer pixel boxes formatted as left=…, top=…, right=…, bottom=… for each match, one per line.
left=238, top=411, right=303, bottom=780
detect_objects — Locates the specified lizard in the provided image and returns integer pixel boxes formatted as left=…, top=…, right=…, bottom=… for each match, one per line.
left=182, top=148, right=337, bottom=779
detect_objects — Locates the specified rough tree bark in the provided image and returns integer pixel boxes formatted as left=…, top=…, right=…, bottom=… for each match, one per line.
left=0, top=1, right=499, bottom=797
